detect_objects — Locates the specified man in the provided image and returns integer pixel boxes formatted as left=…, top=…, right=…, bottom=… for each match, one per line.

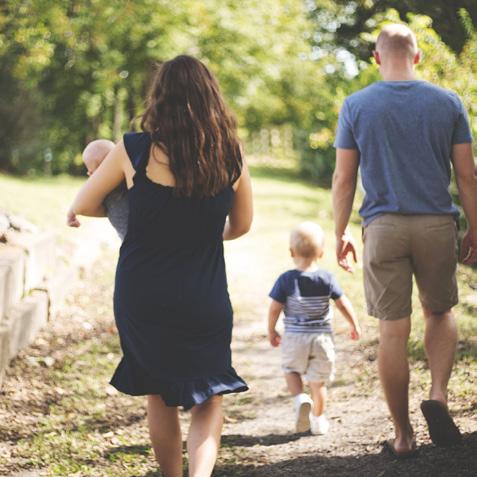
left=332, top=23, right=477, bottom=457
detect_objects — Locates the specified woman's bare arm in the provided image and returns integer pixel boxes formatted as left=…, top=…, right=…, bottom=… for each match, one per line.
left=68, top=141, right=128, bottom=223
left=223, top=159, right=253, bottom=240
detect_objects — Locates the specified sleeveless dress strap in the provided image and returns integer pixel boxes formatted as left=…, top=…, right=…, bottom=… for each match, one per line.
left=123, top=132, right=152, bottom=174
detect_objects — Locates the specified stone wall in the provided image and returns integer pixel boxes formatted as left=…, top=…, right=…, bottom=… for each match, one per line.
left=0, top=225, right=101, bottom=388
left=0, top=210, right=111, bottom=388
left=0, top=230, right=62, bottom=387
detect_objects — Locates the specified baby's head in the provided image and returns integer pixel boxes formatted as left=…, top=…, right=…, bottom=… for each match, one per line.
left=290, top=222, right=325, bottom=263
left=82, top=139, right=115, bottom=175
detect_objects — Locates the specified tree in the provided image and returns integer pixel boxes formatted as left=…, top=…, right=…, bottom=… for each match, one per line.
left=0, top=0, right=326, bottom=173
left=309, top=0, right=477, bottom=61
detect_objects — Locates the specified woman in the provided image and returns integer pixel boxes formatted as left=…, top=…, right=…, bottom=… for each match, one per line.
left=68, top=55, right=253, bottom=477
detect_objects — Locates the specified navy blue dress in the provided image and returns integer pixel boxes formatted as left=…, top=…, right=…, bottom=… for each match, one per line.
left=110, top=132, right=248, bottom=410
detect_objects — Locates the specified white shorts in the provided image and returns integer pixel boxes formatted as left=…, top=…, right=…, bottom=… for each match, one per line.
left=281, top=332, right=335, bottom=383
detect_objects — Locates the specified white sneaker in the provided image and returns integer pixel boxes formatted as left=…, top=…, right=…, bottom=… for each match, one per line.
left=310, top=413, right=330, bottom=435
left=293, top=393, right=313, bottom=433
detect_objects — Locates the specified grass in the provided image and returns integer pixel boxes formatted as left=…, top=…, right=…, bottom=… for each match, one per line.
left=1, top=163, right=476, bottom=475
left=233, top=162, right=477, bottom=395
left=228, top=162, right=477, bottom=411
left=1, top=256, right=163, bottom=476
left=2, top=162, right=476, bottom=365
left=0, top=173, right=84, bottom=241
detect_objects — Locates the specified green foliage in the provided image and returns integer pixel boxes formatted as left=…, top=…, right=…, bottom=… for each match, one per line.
left=0, top=2, right=475, bottom=181
left=0, top=0, right=322, bottom=174
left=308, top=0, right=477, bottom=60
left=300, top=8, right=477, bottom=182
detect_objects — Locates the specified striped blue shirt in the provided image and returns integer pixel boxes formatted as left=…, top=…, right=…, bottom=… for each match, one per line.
left=269, top=269, right=343, bottom=334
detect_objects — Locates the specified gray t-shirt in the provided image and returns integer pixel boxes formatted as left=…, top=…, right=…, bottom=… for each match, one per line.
left=103, top=182, right=128, bottom=240
left=334, top=80, right=473, bottom=225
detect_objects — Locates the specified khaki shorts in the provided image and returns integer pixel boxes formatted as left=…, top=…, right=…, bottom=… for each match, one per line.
left=363, top=214, right=458, bottom=320
left=281, top=332, right=335, bottom=383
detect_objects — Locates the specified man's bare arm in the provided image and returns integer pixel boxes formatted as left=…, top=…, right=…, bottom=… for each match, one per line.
left=332, top=148, right=359, bottom=271
left=452, top=143, right=477, bottom=264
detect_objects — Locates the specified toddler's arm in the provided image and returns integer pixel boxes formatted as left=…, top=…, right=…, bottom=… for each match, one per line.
left=268, top=299, right=284, bottom=347
left=335, top=295, right=361, bottom=340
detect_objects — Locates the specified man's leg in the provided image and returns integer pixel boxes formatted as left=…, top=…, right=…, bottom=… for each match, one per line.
left=423, top=308, right=457, bottom=405
left=378, top=317, right=414, bottom=453
left=411, top=217, right=458, bottom=405
left=412, top=217, right=462, bottom=445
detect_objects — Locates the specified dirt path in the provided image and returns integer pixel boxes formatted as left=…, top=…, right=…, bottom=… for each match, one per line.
left=0, top=231, right=476, bottom=476
left=216, top=232, right=477, bottom=476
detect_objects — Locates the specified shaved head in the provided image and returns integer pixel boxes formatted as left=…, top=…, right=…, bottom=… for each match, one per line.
left=376, top=24, right=418, bottom=59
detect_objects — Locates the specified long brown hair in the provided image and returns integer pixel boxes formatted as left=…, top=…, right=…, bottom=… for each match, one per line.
left=140, top=55, right=243, bottom=197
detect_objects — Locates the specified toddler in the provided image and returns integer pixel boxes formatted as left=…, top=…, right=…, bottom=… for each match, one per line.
left=268, top=222, right=361, bottom=435
left=69, top=139, right=128, bottom=240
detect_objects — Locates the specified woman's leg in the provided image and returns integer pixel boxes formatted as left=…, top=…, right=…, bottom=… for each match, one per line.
left=147, top=394, right=183, bottom=477
left=187, top=395, right=223, bottom=477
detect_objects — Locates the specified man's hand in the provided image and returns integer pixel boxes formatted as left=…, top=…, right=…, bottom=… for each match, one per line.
left=268, top=329, right=281, bottom=347
left=460, top=229, right=477, bottom=264
left=336, top=232, right=357, bottom=272
left=332, top=147, right=359, bottom=270
left=67, top=209, right=81, bottom=228
left=452, top=143, right=477, bottom=260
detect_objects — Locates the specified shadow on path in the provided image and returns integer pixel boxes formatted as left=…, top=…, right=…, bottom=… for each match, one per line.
left=103, top=443, right=150, bottom=459
left=213, top=431, right=477, bottom=477
left=222, top=433, right=302, bottom=447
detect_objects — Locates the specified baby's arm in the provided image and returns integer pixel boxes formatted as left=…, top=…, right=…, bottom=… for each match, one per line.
left=334, top=295, right=361, bottom=340
left=268, top=299, right=284, bottom=347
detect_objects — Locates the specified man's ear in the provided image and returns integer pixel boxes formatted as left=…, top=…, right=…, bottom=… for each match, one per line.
left=372, top=50, right=381, bottom=65
left=413, top=50, right=421, bottom=65
left=289, top=247, right=295, bottom=257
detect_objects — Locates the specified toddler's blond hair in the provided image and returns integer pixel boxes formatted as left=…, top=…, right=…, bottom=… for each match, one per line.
left=290, top=222, right=325, bottom=259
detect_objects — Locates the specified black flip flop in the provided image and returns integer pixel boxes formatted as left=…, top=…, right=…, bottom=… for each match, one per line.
left=383, top=439, right=418, bottom=459
left=420, top=400, right=462, bottom=446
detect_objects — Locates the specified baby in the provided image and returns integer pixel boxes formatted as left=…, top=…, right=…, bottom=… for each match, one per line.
left=75, top=139, right=128, bottom=240
left=268, top=222, right=361, bottom=435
